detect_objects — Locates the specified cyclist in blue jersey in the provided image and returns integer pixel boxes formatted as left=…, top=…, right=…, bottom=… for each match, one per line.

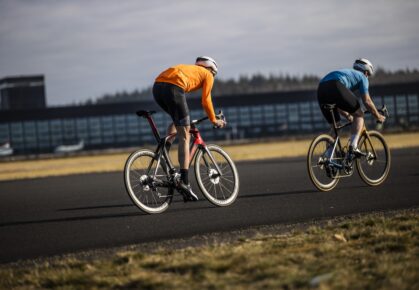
left=317, top=58, right=386, bottom=157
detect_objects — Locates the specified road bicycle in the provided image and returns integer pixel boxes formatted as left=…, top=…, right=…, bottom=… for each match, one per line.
left=307, top=104, right=390, bottom=191
left=124, top=110, right=239, bottom=214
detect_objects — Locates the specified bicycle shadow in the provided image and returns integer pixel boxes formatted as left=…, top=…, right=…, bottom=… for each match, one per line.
left=0, top=210, right=146, bottom=228
left=0, top=200, right=217, bottom=228
left=240, top=184, right=370, bottom=199
left=0, top=185, right=371, bottom=228
left=58, top=203, right=134, bottom=211
left=240, top=188, right=318, bottom=199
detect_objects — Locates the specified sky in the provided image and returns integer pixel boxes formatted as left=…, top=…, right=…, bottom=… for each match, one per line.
left=1, top=0, right=418, bottom=106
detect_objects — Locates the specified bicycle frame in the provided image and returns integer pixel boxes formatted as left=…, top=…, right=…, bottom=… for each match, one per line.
left=308, top=104, right=390, bottom=191
left=139, top=111, right=223, bottom=179
left=325, top=105, right=381, bottom=172
left=326, top=106, right=352, bottom=170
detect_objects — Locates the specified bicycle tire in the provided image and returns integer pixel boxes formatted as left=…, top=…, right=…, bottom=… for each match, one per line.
left=194, top=144, right=239, bottom=206
left=356, top=130, right=391, bottom=186
left=307, top=134, right=340, bottom=191
left=124, top=149, right=172, bottom=214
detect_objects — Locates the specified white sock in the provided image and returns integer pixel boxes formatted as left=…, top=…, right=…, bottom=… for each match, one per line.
left=350, top=134, right=359, bottom=148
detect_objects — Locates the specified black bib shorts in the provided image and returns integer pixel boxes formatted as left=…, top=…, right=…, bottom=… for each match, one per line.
left=317, top=80, right=361, bottom=124
left=153, top=82, right=190, bottom=126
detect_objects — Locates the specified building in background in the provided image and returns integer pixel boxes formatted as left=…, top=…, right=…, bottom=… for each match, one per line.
left=0, top=75, right=46, bottom=110
left=0, top=81, right=418, bottom=155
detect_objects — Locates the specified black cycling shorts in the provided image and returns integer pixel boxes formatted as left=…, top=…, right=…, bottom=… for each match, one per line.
left=317, top=80, right=360, bottom=123
left=153, top=82, right=190, bottom=126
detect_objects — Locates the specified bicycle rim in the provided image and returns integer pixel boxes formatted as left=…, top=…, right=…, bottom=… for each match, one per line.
left=307, top=134, right=340, bottom=191
left=356, top=131, right=391, bottom=186
left=124, top=149, right=171, bottom=214
left=194, top=145, right=239, bottom=206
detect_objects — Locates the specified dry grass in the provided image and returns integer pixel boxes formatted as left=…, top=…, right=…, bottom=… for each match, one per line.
left=1, top=132, right=419, bottom=181
left=1, top=209, right=418, bottom=289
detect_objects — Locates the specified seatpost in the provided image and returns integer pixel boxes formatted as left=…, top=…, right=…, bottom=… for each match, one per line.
left=145, top=114, right=161, bottom=142
left=330, top=109, right=339, bottom=137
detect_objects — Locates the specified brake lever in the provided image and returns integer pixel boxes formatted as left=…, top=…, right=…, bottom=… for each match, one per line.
left=213, top=110, right=227, bottom=129
left=376, top=105, right=389, bottom=124
left=380, top=105, right=389, bottom=118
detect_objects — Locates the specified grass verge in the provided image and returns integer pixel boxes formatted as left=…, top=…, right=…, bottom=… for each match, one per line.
left=1, top=131, right=419, bottom=181
left=1, top=208, right=418, bottom=289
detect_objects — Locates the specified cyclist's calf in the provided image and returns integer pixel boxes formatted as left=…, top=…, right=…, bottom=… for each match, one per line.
left=350, top=108, right=365, bottom=146
left=177, top=125, right=191, bottom=170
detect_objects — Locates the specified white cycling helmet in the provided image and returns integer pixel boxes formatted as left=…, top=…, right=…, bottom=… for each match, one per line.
left=196, top=56, right=218, bottom=76
left=353, top=58, right=374, bottom=76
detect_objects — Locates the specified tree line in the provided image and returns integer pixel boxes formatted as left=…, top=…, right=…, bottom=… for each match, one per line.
left=91, top=68, right=419, bottom=105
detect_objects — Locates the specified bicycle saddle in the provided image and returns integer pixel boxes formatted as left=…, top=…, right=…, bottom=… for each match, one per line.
left=136, top=110, right=156, bottom=117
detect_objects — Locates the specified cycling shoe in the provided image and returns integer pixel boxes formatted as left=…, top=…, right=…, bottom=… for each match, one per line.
left=178, top=181, right=199, bottom=202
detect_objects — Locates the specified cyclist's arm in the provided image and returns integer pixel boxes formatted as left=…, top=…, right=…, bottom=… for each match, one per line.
left=201, top=76, right=217, bottom=123
left=358, top=76, right=382, bottom=120
left=361, top=93, right=381, bottom=120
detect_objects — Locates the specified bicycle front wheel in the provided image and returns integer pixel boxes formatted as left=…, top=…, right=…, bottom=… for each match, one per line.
left=194, top=145, right=239, bottom=206
left=124, top=149, right=172, bottom=214
left=356, top=130, right=391, bottom=186
left=307, top=134, right=340, bottom=191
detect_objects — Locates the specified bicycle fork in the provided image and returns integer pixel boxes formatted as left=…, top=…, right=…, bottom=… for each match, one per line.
left=201, top=145, right=224, bottom=180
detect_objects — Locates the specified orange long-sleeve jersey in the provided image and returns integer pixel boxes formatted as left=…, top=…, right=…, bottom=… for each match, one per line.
left=155, top=64, right=216, bottom=122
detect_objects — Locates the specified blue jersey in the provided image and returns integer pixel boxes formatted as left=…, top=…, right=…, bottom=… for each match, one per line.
left=320, top=69, right=369, bottom=95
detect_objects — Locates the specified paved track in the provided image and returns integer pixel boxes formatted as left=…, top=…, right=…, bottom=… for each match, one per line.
left=1, top=148, right=418, bottom=263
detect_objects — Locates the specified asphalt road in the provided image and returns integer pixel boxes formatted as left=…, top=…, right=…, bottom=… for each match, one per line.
left=1, top=148, right=418, bottom=264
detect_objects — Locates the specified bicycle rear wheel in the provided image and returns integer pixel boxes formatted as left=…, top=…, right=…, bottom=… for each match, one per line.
left=124, top=149, right=172, bottom=214
left=356, top=130, right=391, bottom=186
left=194, top=145, right=239, bottom=206
left=307, top=134, right=340, bottom=191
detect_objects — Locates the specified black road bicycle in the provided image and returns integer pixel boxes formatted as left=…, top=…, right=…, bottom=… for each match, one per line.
left=307, top=104, right=391, bottom=191
left=124, top=110, right=239, bottom=214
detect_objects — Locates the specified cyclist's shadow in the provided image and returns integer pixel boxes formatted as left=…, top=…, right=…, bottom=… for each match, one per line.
left=240, top=184, right=370, bottom=199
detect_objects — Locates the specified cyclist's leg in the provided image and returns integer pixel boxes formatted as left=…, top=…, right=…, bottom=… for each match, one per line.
left=170, top=89, right=198, bottom=200
left=317, top=81, right=340, bottom=138
left=171, top=87, right=191, bottom=184
left=165, top=123, right=177, bottom=152
left=350, top=108, right=364, bottom=148
left=177, top=124, right=191, bottom=177
left=337, top=108, right=353, bottom=122
left=153, top=82, right=171, bottom=113
left=153, top=82, right=196, bottom=200
left=334, top=81, right=362, bottom=149
left=153, top=82, right=185, bottom=154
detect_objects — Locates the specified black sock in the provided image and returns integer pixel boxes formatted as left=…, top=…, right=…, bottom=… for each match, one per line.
left=180, top=169, right=189, bottom=184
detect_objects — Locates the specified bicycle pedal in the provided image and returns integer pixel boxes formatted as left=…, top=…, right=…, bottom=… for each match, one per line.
left=339, top=163, right=353, bottom=176
left=170, top=173, right=181, bottom=183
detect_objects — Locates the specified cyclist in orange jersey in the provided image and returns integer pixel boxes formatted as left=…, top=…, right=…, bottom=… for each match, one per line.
left=153, top=56, right=226, bottom=201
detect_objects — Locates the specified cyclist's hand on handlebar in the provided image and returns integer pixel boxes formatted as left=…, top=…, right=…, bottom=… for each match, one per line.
left=376, top=114, right=386, bottom=124
left=213, top=119, right=226, bottom=128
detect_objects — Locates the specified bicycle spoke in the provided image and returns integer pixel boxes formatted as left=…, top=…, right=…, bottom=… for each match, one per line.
left=124, top=150, right=171, bottom=213
left=220, top=176, right=235, bottom=184
left=356, top=132, right=390, bottom=186
left=307, top=134, right=339, bottom=191
left=131, top=183, right=141, bottom=189
left=195, top=146, right=239, bottom=206
left=130, top=170, right=143, bottom=179
left=219, top=182, right=230, bottom=197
